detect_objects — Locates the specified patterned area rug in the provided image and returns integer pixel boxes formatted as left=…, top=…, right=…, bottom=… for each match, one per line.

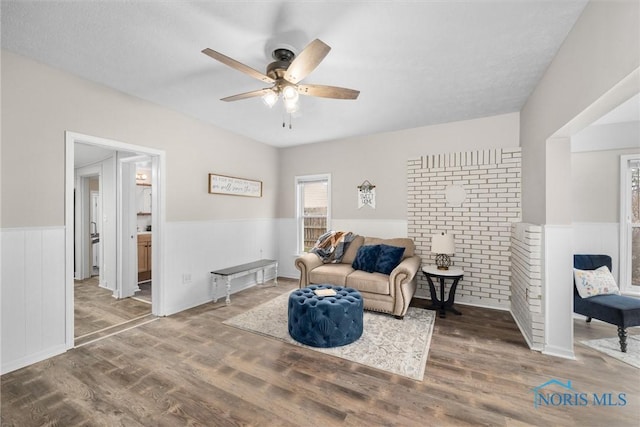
left=223, top=291, right=435, bottom=381
left=581, top=335, right=640, bottom=369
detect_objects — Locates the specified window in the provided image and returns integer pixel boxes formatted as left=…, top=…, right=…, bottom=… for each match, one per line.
left=296, top=174, right=330, bottom=253
left=620, top=155, right=640, bottom=295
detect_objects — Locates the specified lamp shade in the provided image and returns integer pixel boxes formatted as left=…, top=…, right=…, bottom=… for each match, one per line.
left=431, top=232, right=455, bottom=254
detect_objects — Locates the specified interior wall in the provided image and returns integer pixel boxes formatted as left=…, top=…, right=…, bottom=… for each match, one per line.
left=520, top=0, right=640, bottom=225
left=1, top=50, right=279, bottom=227
left=276, top=112, right=520, bottom=278
left=571, top=147, right=640, bottom=283
left=277, top=112, right=520, bottom=221
left=519, top=0, right=639, bottom=359
left=0, top=50, right=280, bottom=373
left=572, top=147, right=640, bottom=223
left=407, top=148, right=521, bottom=310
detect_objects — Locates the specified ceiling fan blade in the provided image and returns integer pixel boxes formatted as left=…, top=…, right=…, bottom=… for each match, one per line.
left=221, top=88, right=273, bottom=102
left=202, top=48, right=274, bottom=84
left=284, top=39, right=331, bottom=84
left=297, top=84, right=360, bottom=100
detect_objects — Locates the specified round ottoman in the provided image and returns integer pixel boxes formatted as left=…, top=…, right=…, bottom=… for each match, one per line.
left=288, top=284, right=363, bottom=348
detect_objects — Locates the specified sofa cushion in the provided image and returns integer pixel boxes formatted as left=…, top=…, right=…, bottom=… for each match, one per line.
left=352, top=245, right=381, bottom=273
left=574, top=266, right=620, bottom=298
left=309, top=264, right=354, bottom=286
left=374, top=244, right=405, bottom=275
left=346, top=270, right=391, bottom=295
left=341, top=235, right=364, bottom=265
left=364, top=237, right=414, bottom=258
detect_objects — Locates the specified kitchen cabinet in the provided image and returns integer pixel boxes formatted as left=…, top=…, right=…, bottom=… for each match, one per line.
left=138, top=233, right=152, bottom=282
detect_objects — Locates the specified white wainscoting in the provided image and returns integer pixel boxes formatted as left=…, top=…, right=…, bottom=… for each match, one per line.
left=543, top=225, right=575, bottom=360
left=163, top=218, right=279, bottom=315
left=276, top=218, right=301, bottom=280
left=573, top=222, right=619, bottom=282
left=1, top=227, right=67, bottom=374
left=2, top=218, right=408, bottom=372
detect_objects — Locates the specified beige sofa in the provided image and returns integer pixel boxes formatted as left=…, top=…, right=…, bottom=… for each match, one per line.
left=295, top=236, right=421, bottom=318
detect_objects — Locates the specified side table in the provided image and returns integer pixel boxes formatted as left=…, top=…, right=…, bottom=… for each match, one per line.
left=422, top=265, right=464, bottom=318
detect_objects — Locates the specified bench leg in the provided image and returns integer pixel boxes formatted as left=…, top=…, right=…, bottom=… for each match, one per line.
left=617, top=327, right=628, bottom=353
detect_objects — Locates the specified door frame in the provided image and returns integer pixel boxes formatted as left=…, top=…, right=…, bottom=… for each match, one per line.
left=620, top=154, right=640, bottom=296
left=74, top=164, right=102, bottom=281
left=117, top=155, right=148, bottom=299
left=65, top=131, right=166, bottom=349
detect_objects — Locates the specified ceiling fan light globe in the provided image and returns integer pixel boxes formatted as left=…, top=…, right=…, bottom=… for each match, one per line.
left=282, top=85, right=299, bottom=102
left=262, top=90, right=278, bottom=108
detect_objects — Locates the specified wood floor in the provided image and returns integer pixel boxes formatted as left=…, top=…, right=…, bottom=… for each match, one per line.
left=2, top=278, right=639, bottom=426
left=74, top=277, right=153, bottom=346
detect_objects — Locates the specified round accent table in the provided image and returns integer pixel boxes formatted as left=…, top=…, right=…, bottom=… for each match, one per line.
left=288, top=284, right=363, bottom=348
left=422, top=265, right=464, bottom=318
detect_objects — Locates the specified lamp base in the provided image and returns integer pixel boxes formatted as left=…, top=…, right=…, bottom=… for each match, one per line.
left=435, top=254, right=451, bottom=270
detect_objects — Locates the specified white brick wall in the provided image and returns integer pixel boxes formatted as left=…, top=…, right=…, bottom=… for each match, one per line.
left=510, top=223, right=544, bottom=350
left=407, top=148, right=521, bottom=309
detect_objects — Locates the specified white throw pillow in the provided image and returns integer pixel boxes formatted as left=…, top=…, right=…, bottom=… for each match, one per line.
left=574, top=266, right=620, bottom=298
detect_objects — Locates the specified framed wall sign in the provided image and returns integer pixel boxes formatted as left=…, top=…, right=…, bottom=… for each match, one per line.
left=357, top=180, right=376, bottom=209
left=208, top=174, right=262, bottom=197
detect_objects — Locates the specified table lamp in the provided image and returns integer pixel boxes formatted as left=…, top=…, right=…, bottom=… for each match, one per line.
left=432, top=231, right=455, bottom=270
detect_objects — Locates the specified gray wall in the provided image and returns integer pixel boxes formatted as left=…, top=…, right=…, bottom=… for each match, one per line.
left=1, top=50, right=279, bottom=227
left=277, top=112, right=520, bottom=221
left=572, top=147, right=640, bottom=223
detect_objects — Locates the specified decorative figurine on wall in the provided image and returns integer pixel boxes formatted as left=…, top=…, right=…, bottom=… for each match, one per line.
left=357, top=180, right=376, bottom=209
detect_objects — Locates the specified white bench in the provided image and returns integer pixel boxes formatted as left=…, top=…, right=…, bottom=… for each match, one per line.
left=210, top=259, right=278, bottom=305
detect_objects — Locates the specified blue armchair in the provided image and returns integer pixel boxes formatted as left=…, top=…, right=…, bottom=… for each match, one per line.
left=574, top=254, right=640, bottom=352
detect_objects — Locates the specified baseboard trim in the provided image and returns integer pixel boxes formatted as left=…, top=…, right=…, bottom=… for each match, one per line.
left=412, top=295, right=509, bottom=312
left=509, top=309, right=543, bottom=352
left=542, top=345, right=576, bottom=360
left=1, top=344, right=67, bottom=375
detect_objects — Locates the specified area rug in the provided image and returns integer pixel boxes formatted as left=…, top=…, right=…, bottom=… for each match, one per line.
left=223, top=291, right=435, bottom=381
left=581, top=335, right=640, bottom=369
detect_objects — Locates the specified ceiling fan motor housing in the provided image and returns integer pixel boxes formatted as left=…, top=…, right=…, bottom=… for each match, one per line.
left=266, top=48, right=295, bottom=80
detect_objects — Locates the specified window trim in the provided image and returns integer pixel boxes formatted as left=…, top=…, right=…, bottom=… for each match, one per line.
left=619, top=154, right=640, bottom=296
left=295, top=174, right=331, bottom=254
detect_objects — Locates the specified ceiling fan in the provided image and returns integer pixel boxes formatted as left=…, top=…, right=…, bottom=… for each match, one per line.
left=202, top=39, right=360, bottom=112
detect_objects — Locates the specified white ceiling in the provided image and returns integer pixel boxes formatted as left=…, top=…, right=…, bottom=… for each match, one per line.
left=1, top=0, right=589, bottom=148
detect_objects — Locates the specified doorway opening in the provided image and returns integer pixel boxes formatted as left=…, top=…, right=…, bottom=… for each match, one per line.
left=65, top=132, right=166, bottom=350
left=542, top=68, right=639, bottom=360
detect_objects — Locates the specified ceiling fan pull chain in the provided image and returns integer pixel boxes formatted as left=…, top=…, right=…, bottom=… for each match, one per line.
left=289, top=113, right=293, bottom=130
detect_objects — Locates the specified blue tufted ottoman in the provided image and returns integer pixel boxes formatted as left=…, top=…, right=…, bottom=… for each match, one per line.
left=288, top=284, right=363, bottom=348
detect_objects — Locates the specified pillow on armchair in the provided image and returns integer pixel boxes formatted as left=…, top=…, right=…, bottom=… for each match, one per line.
left=574, top=265, right=620, bottom=298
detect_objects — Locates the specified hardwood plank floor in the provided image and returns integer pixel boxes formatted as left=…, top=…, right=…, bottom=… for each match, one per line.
left=74, top=277, right=152, bottom=340
left=2, top=278, right=639, bottom=426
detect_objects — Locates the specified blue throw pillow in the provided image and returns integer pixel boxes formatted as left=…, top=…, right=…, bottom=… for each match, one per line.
left=375, top=244, right=405, bottom=275
left=352, top=245, right=381, bottom=273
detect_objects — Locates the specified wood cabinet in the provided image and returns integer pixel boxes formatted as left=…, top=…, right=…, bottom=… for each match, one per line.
left=138, top=233, right=152, bottom=282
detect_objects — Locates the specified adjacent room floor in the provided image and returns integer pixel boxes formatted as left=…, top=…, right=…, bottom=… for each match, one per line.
left=74, top=277, right=153, bottom=347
